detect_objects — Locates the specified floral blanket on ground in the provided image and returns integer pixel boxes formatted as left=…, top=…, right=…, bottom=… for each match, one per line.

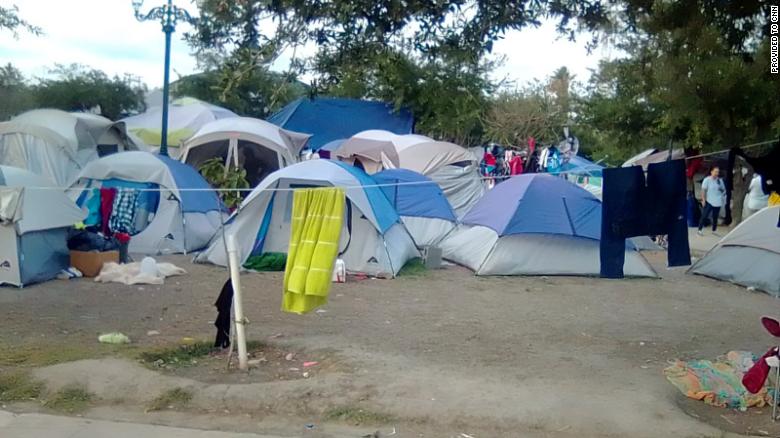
left=664, top=351, right=774, bottom=409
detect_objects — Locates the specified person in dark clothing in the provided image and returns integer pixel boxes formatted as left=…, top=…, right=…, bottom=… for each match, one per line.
left=698, top=166, right=726, bottom=236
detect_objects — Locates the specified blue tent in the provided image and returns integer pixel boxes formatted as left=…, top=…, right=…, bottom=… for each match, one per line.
left=373, top=169, right=456, bottom=221
left=373, top=169, right=457, bottom=247
left=69, top=151, right=225, bottom=254
left=268, top=97, right=414, bottom=151
left=196, top=159, right=419, bottom=277
left=440, top=174, right=656, bottom=277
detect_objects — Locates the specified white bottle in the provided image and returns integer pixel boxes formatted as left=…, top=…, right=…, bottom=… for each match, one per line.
left=332, top=259, right=346, bottom=283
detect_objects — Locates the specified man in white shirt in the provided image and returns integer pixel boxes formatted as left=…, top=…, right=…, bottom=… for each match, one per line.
left=743, top=174, right=769, bottom=220
left=698, top=166, right=726, bottom=236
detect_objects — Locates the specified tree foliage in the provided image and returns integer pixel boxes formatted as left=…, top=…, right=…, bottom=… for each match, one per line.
left=0, top=4, right=41, bottom=38
left=0, top=63, right=36, bottom=120
left=32, top=64, right=147, bottom=120
left=173, top=69, right=308, bottom=118
left=485, top=67, right=576, bottom=147
left=0, top=64, right=147, bottom=121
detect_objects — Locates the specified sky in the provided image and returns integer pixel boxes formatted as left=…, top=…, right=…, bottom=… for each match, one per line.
left=0, top=1, right=612, bottom=90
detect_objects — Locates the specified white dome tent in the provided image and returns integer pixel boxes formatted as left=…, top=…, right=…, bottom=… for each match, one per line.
left=196, top=160, right=419, bottom=278
left=69, top=151, right=225, bottom=255
left=351, top=130, right=485, bottom=217
left=180, top=117, right=310, bottom=187
left=0, top=166, right=85, bottom=287
left=0, top=109, right=141, bottom=186
left=689, top=206, right=780, bottom=296
left=439, top=174, right=657, bottom=277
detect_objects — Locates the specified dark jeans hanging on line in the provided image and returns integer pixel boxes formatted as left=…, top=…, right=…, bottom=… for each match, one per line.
left=600, top=160, right=691, bottom=278
left=698, top=203, right=721, bottom=232
left=646, top=160, right=691, bottom=267
left=214, top=279, right=233, bottom=349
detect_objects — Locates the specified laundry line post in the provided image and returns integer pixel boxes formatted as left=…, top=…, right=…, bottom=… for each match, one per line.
left=226, top=234, right=248, bottom=371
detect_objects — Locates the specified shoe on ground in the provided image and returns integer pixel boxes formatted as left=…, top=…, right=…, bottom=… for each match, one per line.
left=712, top=231, right=721, bottom=237
left=697, top=230, right=704, bottom=236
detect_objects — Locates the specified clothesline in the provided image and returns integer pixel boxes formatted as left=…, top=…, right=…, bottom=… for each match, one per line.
left=9, top=138, right=778, bottom=193
left=11, top=170, right=598, bottom=193
left=682, top=139, right=779, bottom=161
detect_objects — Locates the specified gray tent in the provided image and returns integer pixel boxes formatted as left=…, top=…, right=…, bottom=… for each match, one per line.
left=689, top=206, right=780, bottom=296
left=0, top=166, right=85, bottom=287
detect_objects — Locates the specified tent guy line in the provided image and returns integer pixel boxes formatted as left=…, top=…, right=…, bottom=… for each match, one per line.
left=7, top=169, right=599, bottom=192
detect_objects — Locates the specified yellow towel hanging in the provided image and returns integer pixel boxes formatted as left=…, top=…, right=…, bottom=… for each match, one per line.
left=282, top=188, right=345, bottom=314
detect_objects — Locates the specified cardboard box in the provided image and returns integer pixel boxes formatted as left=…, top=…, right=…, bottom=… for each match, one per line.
left=70, top=250, right=119, bottom=277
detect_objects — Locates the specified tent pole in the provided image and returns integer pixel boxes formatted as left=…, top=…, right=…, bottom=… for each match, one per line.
left=226, top=234, right=249, bottom=371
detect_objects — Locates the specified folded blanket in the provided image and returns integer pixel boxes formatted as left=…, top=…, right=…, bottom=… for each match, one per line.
left=95, top=259, right=186, bottom=285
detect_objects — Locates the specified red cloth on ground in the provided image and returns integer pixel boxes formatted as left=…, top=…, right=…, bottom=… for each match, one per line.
left=509, top=156, right=524, bottom=175
left=743, top=347, right=778, bottom=394
left=483, top=152, right=496, bottom=166
left=100, top=187, right=117, bottom=235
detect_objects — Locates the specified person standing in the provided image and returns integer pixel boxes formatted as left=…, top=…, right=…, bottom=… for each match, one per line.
left=743, top=173, right=769, bottom=220
left=698, top=166, right=726, bottom=236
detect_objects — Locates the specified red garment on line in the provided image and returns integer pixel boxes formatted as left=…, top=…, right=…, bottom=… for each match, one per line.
left=509, top=156, right=524, bottom=175
left=100, top=187, right=117, bottom=235
left=483, top=152, right=496, bottom=166
left=686, top=157, right=703, bottom=179
left=743, top=347, right=778, bottom=394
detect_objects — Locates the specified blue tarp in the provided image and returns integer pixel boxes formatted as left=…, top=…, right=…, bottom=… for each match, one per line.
left=268, top=97, right=414, bottom=151
left=372, top=169, right=456, bottom=221
left=156, top=155, right=225, bottom=213
left=560, top=155, right=604, bottom=176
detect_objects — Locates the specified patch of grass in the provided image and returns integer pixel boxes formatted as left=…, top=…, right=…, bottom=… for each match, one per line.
left=0, top=343, right=111, bottom=367
left=44, top=384, right=93, bottom=413
left=0, top=370, right=45, bottom=402
left=324, top=405, right=397, bottom=425
left=146, top=387, right=194, bottom=412
left=138, top=340, right=268, bottom=369
left=398, top=258, right=427, bottom=277
left=138, top=341, right=214, bottom=368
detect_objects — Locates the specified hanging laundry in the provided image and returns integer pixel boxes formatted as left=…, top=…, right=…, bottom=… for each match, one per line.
left=646, top=161, right=691, bottom=267
left=509, top=154, right=524, bottom=175
left=545, top=146, right=562, bottom=174
left=743, top=347, right=779, bottom=394
left=483, top=150, right=497, bottom=175
left=600, top=160, right=691, bottom=278
left=100, top=187, right=117, bottom=235
left=83, top=188, right=101, bottom=227
left=109, top=188, right=139, bottom=235
left=213, top=278, right=233, bottom=348
left=282, top=188, right=345, bottom=314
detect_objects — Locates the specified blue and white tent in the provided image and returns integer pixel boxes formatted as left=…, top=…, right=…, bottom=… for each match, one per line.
left=1, top=166, right=85, bottom=287
left=197, top=160, right=419, bottom=277
left=372, top=169, right=457, bottom=247
left=440, top=174, right=656, bottom=277
left=69, top=151, right=225, bottom=254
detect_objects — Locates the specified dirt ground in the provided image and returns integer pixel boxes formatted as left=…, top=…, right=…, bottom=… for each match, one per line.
left=2, top=250, right=780, bottom=437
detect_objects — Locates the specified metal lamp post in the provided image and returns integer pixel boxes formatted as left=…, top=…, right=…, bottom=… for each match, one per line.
left=132, top=0, right=196, bottom=157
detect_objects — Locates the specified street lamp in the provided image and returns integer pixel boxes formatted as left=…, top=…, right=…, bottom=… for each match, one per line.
left=132, top=0, right=197, bottom=157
